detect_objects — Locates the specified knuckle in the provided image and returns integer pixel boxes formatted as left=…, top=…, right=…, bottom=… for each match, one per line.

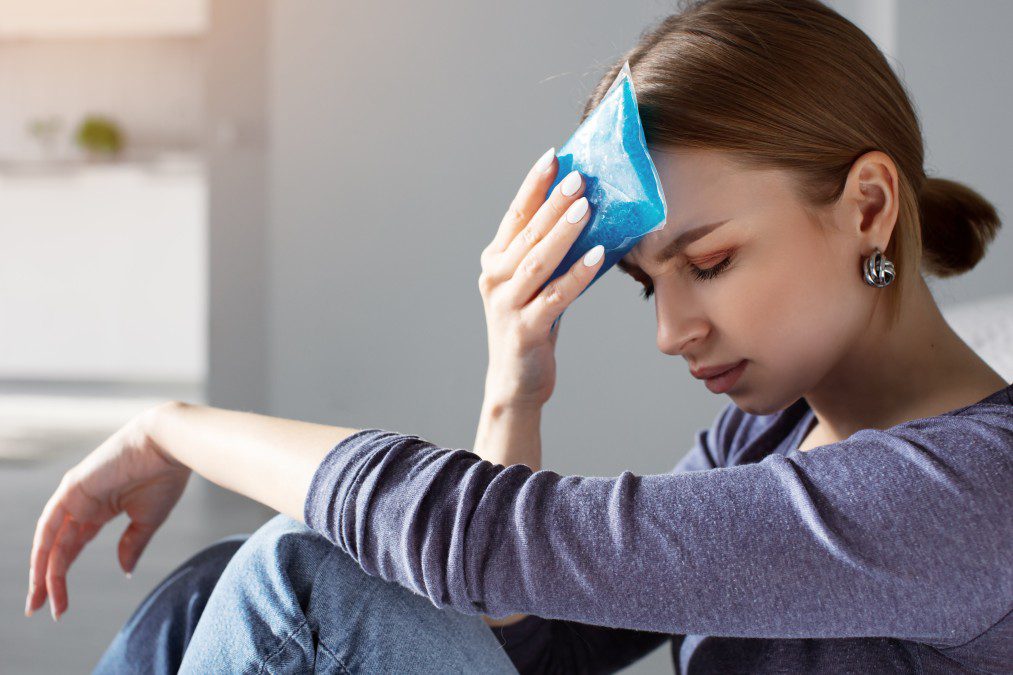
left=521, top=226, right=540, bottom=245
left=488, top=290, right=510, bottom=314
left=480, top=251, right=501, bottom=280
left=480, top=245, right=493, bottom=268
left=477, top=272, right=495, bottom=295
left=543, top=285, right=566, bottom=307
left=521, top=255, right=543, bottom=277
left=506, top=207, right=526, bottom=225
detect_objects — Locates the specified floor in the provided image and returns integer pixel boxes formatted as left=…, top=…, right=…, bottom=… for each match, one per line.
left=0, top=380, right=672, bottom=674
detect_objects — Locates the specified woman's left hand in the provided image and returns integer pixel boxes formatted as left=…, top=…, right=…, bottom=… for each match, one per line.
left=25, top=403, right=191, bottom=621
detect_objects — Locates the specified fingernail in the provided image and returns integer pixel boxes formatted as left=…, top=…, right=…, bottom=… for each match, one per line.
left=51, top=604, right=57, bottom=622
left=560, top=170, right=582, bottom=197
left=565, top=197, right=589, bottom=224
left=533, top=147, right=555, bottom=173
left=125, top=571, right=132, bottom=579
left=583, top=244, right=604, bottom=267
left=24, top=595, right=32, bottom=617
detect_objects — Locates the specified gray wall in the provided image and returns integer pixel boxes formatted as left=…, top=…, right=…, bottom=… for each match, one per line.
left=211, top=0, right=731, bottom=482
left=894, top=0, right=1012, bottom=306
left=206, top=0, right=270, bottom=412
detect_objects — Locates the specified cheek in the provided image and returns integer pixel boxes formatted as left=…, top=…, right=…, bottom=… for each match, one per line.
left=716, top=232, right=863, bottom=383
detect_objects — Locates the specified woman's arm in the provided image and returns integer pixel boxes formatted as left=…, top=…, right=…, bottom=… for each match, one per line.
left=141, top=400, right=360, bottom=525
left=473, top=398, right=543, bottom=472
left=25, top=399, right=344, bottom=621
left=471, top=395, right=543, bottom=628
left=300, top=413, right=1012, bottom=648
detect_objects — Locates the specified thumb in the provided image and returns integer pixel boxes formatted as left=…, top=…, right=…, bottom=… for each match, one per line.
left=117, top=520, right=159, bottom=576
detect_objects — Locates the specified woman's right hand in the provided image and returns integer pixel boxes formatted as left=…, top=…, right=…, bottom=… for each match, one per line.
left=477, top=147, right=605, bottom=408
left=25, top=404, right=191, bottom=621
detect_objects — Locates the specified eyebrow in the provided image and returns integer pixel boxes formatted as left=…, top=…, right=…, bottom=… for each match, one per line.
left=616, top=219, right=731, bottom=276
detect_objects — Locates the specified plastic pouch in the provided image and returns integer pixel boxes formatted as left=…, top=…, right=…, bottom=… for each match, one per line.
left=540, top=61, right=667, bottom=332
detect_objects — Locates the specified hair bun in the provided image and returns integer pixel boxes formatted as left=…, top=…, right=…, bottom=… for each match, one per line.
left=918, top=177, right=1001, bottom=278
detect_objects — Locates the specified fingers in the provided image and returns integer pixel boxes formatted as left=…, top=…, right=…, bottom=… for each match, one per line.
left=521, top=243, right=606, bottom=336
left=488, top=147, right=558, bottom=255
left=26, top=472, right=110, bottom=619
left=118, top=520, right=159, bottom=576
left=44, top=517, right=97, bottom=621
left=506, top=194, right=591, bottom=307
left=494, top=169, right=586, bottom=283
left=27, top=484, right=71, bottom=617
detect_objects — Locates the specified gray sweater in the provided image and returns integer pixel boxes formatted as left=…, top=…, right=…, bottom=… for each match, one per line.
left=304, top=384, right=1013, bottom=673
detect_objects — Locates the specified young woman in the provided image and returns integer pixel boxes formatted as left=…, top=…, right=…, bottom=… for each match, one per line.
left=27, top=0, right=1011, bottom=672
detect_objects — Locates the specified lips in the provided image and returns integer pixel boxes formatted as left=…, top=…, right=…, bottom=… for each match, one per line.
left=690, top=359, right=745, bottom=380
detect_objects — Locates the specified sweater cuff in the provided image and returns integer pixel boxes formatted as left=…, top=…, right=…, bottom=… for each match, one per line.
left=303, top=428, right=402, bottom=547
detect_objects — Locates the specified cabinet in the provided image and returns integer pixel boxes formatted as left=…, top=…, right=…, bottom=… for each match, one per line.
left=0, top=159, right=207, bottom=381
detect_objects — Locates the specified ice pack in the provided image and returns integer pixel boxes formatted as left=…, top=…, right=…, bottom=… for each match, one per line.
left=540, top=60, right=667, bottom=331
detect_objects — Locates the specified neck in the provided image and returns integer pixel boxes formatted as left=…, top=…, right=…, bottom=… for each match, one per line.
left=803, top=274, right=1006, bottom=442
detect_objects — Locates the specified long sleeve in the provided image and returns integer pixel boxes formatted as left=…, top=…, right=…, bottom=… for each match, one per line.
left=303, top=403, right=1013, bottom=649
left=488, top=424, right=723, bottom=674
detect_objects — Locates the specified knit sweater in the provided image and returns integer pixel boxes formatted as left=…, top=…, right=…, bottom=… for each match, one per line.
left=304, top=384, right=1013, bottom=673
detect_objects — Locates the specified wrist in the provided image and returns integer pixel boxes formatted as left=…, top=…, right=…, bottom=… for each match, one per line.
left=138, top=400, right=190, bottom=470
left=480, top=395, right=544, bottom=421
left=482, top=364, right=553, bottom=410
left=474, top=397, right=543, bottom=471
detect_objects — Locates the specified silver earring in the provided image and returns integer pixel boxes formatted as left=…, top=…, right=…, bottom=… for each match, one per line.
left=862, top=247, right=895, bottom=288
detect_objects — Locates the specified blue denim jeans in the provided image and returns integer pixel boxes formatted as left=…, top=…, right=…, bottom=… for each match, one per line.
left=92, top=513, right=520, bottom=674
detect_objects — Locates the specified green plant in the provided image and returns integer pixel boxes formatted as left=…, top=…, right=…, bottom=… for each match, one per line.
left=74, top=115, right=124, bottom=156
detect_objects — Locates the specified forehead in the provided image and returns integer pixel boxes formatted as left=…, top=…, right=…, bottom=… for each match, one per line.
left=620, top=147, right=788, bottom=268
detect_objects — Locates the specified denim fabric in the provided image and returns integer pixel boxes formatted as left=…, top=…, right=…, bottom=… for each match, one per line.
left=92, top=533, right=247, bottom=674
left=93, top=513, right=518, bottom=674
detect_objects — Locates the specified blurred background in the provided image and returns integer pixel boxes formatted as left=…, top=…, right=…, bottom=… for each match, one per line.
left=1, top=1, right=1010, bottom=672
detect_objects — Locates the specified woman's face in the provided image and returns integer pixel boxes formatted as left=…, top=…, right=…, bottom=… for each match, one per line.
left=618, top=147, right=874, bottom=415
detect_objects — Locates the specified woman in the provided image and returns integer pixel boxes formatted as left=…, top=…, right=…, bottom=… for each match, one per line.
left=26, top=0, right=1011, bottom=673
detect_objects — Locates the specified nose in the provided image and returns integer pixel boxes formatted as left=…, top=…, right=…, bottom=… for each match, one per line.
left=655, top=286, right=710, bottom=357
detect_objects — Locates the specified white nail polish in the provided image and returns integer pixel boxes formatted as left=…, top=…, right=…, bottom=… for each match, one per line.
left=583, top=244, right=604, bottom=267
left=560, top=170, right=582, bottom=196
left=534, top=147, right=555, bottom=172
left=565, top=197, right=589, bottom=224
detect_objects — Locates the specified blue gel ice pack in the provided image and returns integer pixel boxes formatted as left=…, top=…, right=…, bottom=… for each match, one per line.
left=541, top=61, right=667, bottom=330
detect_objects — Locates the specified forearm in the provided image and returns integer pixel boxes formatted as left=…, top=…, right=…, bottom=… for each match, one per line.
left=142, top=400, right=360, bottom=522
left=472, top=394, right=543, bottom=472
left=472, top=391, right=544, bottom=628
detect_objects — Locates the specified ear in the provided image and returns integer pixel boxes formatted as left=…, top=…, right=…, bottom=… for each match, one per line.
left=838, top=150, right=900, bottom=253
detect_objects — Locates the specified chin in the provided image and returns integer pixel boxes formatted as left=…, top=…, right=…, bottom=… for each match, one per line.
left=726, top=388, right=798, bottom=417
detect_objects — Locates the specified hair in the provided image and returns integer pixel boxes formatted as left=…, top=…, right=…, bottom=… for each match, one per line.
left=581, top=0, right=1001, bottom=324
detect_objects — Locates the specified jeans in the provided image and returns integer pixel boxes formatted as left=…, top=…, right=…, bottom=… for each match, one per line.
left=92, top=513, right=520, bottom=674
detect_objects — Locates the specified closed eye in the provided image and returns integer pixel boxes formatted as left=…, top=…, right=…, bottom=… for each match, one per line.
left=689, top=253, right=733, bottom=282
left=636, top=253, right=734, bottom=300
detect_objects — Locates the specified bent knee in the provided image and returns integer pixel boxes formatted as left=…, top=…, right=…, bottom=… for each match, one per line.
left=221, top=513, right=336, bottom=583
